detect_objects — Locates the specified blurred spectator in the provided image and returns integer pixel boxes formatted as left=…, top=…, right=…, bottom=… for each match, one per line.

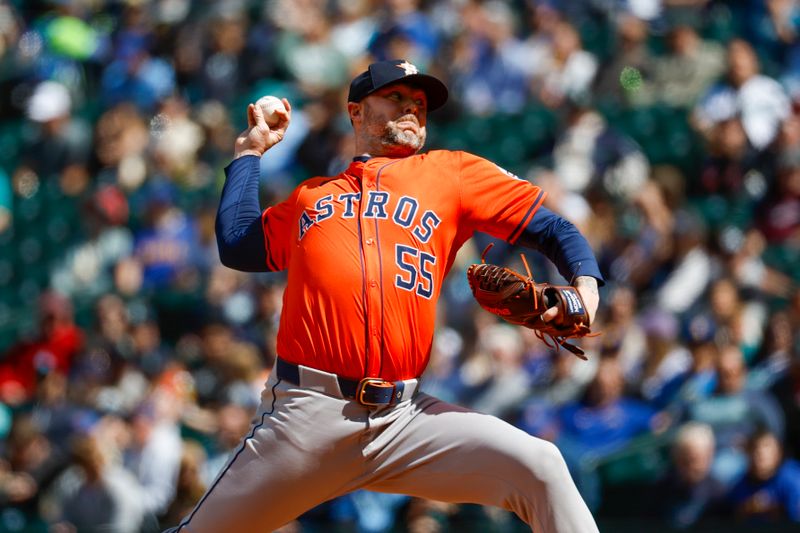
left=241, top=279, right=284, bottom=362
left=518, top=347, right=599, bottom=443
left=771, top=349, right=800, bottom=461
left=195, top=100, right=238, bottom=170
left=330, top=0, right=379, bottom=61
left=128, top=311, right=170, bottom=380
left=654, top=209, right=714, bottom=314
left=368, top=0, right=439, bottom=67
left=75, top=294, right=148, bottom=416
left=44, top=432, right=149, bottom=533
left=469, top=323, right=528, bottom=419
left=757, top=148, right=800, bottom=245
left=686, top=344, right=785, bottom=486
left=650, top=422, right=726, bottom=529
left=161, top=439, right=207, bottom=529
left=196, top=9, right=251, bottom=105
left=650, top=319, right=718, bottom=413
left=295, top=92, right=349, bottom=178
left=50, top=184, right=134, bottom=299
left=448, top=1, right=529, bottom=115
left=609, top=179, right=676, bottom=293
left=749, top=311, right=796, bottom=391
left=593, top=14, right=654, bottom=106
left=27, top=371, right=76, bottom=453
left=93, top=103, right=150, bottom=190
left=781, top=37, right=800, bottom=102
left=274, top=2, right=349, bottom=96
left=122, top=400, right=182, bottom=517
left=724, top=228, right=796, bottom=300
left=419, top=321, right=466, bottom=405
left=531, top=20, right=598, bottom=109
left=635, top=307, right=692, bottom=402
left=522, top=330, right=601, bottom=407
left=100, top=29, right=176, bottom=112
left=16, top=80, right=92, bottom=196
left=653, top=24, right=726, bottom=108
left=189, top=320, right=263, bottom=407
left=513, top=1, right=563, bottom=82
left=218, top=341, right=265, bottom=408
left=0, top=291, right=84, bottom=406
left=741, top=0, right=800, bottom=72
left=555, top=357, right=664, bottom=510
left=0, top=0, right=21, bottom=65
left=726, top=430, right=800, bottom=524
left=150, top=96, right=206, bottom=187
left=534, top=168, right=594, bottom=238
left=599, top=285, right=646, bottom=382
left=552, top=100, right=649, bottom=202
left=695, top=115, right=769, bottom=198
left=703, top=277, right=767, bottom=363
left=0, top=413, right=66, bottom=532
left=132, top=179, right=203, bottom=290
left=201, top=401, right=251, bottom=487
left=332, top=490, right=410, bottom=533
left=693, top=39, right=790, bottom=151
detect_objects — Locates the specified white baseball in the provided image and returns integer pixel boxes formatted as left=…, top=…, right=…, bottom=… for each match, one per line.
left=255, top=96, right=286, bottom=128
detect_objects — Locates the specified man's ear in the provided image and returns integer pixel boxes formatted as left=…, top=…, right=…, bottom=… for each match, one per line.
left=347, top=102, right=361, bottom=123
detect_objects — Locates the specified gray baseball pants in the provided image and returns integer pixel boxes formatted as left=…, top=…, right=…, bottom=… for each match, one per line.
left=171, top=364, right=599, bottom=533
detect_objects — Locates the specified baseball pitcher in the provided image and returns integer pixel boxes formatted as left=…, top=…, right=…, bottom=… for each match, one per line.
left=169, top=59, right=603, bottom=533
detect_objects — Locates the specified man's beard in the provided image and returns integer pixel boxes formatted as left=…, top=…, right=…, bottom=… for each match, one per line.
left=380, top=119, right=426, bottom=153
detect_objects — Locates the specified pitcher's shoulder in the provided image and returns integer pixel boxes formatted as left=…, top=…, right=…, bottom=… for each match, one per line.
left=415, top=149, right=468, bottom=165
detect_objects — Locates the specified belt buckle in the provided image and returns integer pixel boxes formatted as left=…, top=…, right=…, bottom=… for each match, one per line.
left=356, top=378, right=395, bottom=407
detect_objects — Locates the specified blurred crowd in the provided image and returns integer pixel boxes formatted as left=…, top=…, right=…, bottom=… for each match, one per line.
left=1, top=0, right=800, bottom=531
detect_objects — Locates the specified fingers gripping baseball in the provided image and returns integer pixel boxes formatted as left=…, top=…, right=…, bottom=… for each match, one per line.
left=234, top=97, right=292, bottom=159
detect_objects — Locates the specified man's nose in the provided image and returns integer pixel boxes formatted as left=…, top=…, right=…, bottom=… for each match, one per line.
left=402, top=99, right=419, bottom=115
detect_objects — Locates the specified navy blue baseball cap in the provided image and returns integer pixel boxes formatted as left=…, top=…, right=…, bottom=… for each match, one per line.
left=348, top=59, right=449, bottom=111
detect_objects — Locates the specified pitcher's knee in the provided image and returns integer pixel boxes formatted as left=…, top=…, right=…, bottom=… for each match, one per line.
left=522, top=439, right=570, bottom=487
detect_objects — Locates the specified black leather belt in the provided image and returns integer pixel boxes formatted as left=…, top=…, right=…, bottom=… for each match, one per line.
left=276, top=358, right=416, bottom=406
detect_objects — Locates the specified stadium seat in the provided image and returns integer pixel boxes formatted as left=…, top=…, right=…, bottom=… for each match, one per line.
left=0, top=119, right=23, bottom=168
left=16, top=194, right=43, bottom=225
left=463, top=115, right=493, bottom=146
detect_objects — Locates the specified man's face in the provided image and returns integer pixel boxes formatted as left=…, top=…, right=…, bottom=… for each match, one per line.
left=751, top=433, right=781, bottom=481
left=717, top=346, right=745, bottom=394
left=675, top=441, right=713, bottom=485
left=354, top=83, right=428, bottom=156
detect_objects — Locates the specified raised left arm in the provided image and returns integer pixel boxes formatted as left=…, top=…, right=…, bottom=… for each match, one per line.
left=515, top=206, right=603, bottom=324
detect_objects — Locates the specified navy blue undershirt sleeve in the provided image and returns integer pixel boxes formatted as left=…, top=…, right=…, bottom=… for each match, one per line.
left=516, top=206, right=605, bottom=286
left=215, top=155, right=270, bottom=272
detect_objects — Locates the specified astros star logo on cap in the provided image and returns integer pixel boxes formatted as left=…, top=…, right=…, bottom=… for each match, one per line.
left=398, top=61, right=419, bottom=76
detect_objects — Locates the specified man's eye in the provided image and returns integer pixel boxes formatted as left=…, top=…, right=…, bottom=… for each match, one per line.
left=415, top=99, right=426, bottom=107
left=388, top=92, right=401, bottom=100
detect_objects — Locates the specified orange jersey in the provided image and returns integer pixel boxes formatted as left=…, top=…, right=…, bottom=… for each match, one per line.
left=262, top=150, right=546, bottom=381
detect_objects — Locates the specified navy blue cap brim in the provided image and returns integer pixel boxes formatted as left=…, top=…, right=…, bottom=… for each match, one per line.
left=348, top=62, right=449, bottom=112
left=390, top=73, right=449, bottom=112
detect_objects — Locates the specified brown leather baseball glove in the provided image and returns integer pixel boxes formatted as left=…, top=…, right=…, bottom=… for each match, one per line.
left=467, top=246, right=595, bottom=359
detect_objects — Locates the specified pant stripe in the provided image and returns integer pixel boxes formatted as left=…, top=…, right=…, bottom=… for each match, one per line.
left=171, top=378, right=282, bottom=531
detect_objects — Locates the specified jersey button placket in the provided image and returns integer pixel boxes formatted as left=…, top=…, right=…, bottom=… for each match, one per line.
left=361, top=168, right=382, bottom=376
